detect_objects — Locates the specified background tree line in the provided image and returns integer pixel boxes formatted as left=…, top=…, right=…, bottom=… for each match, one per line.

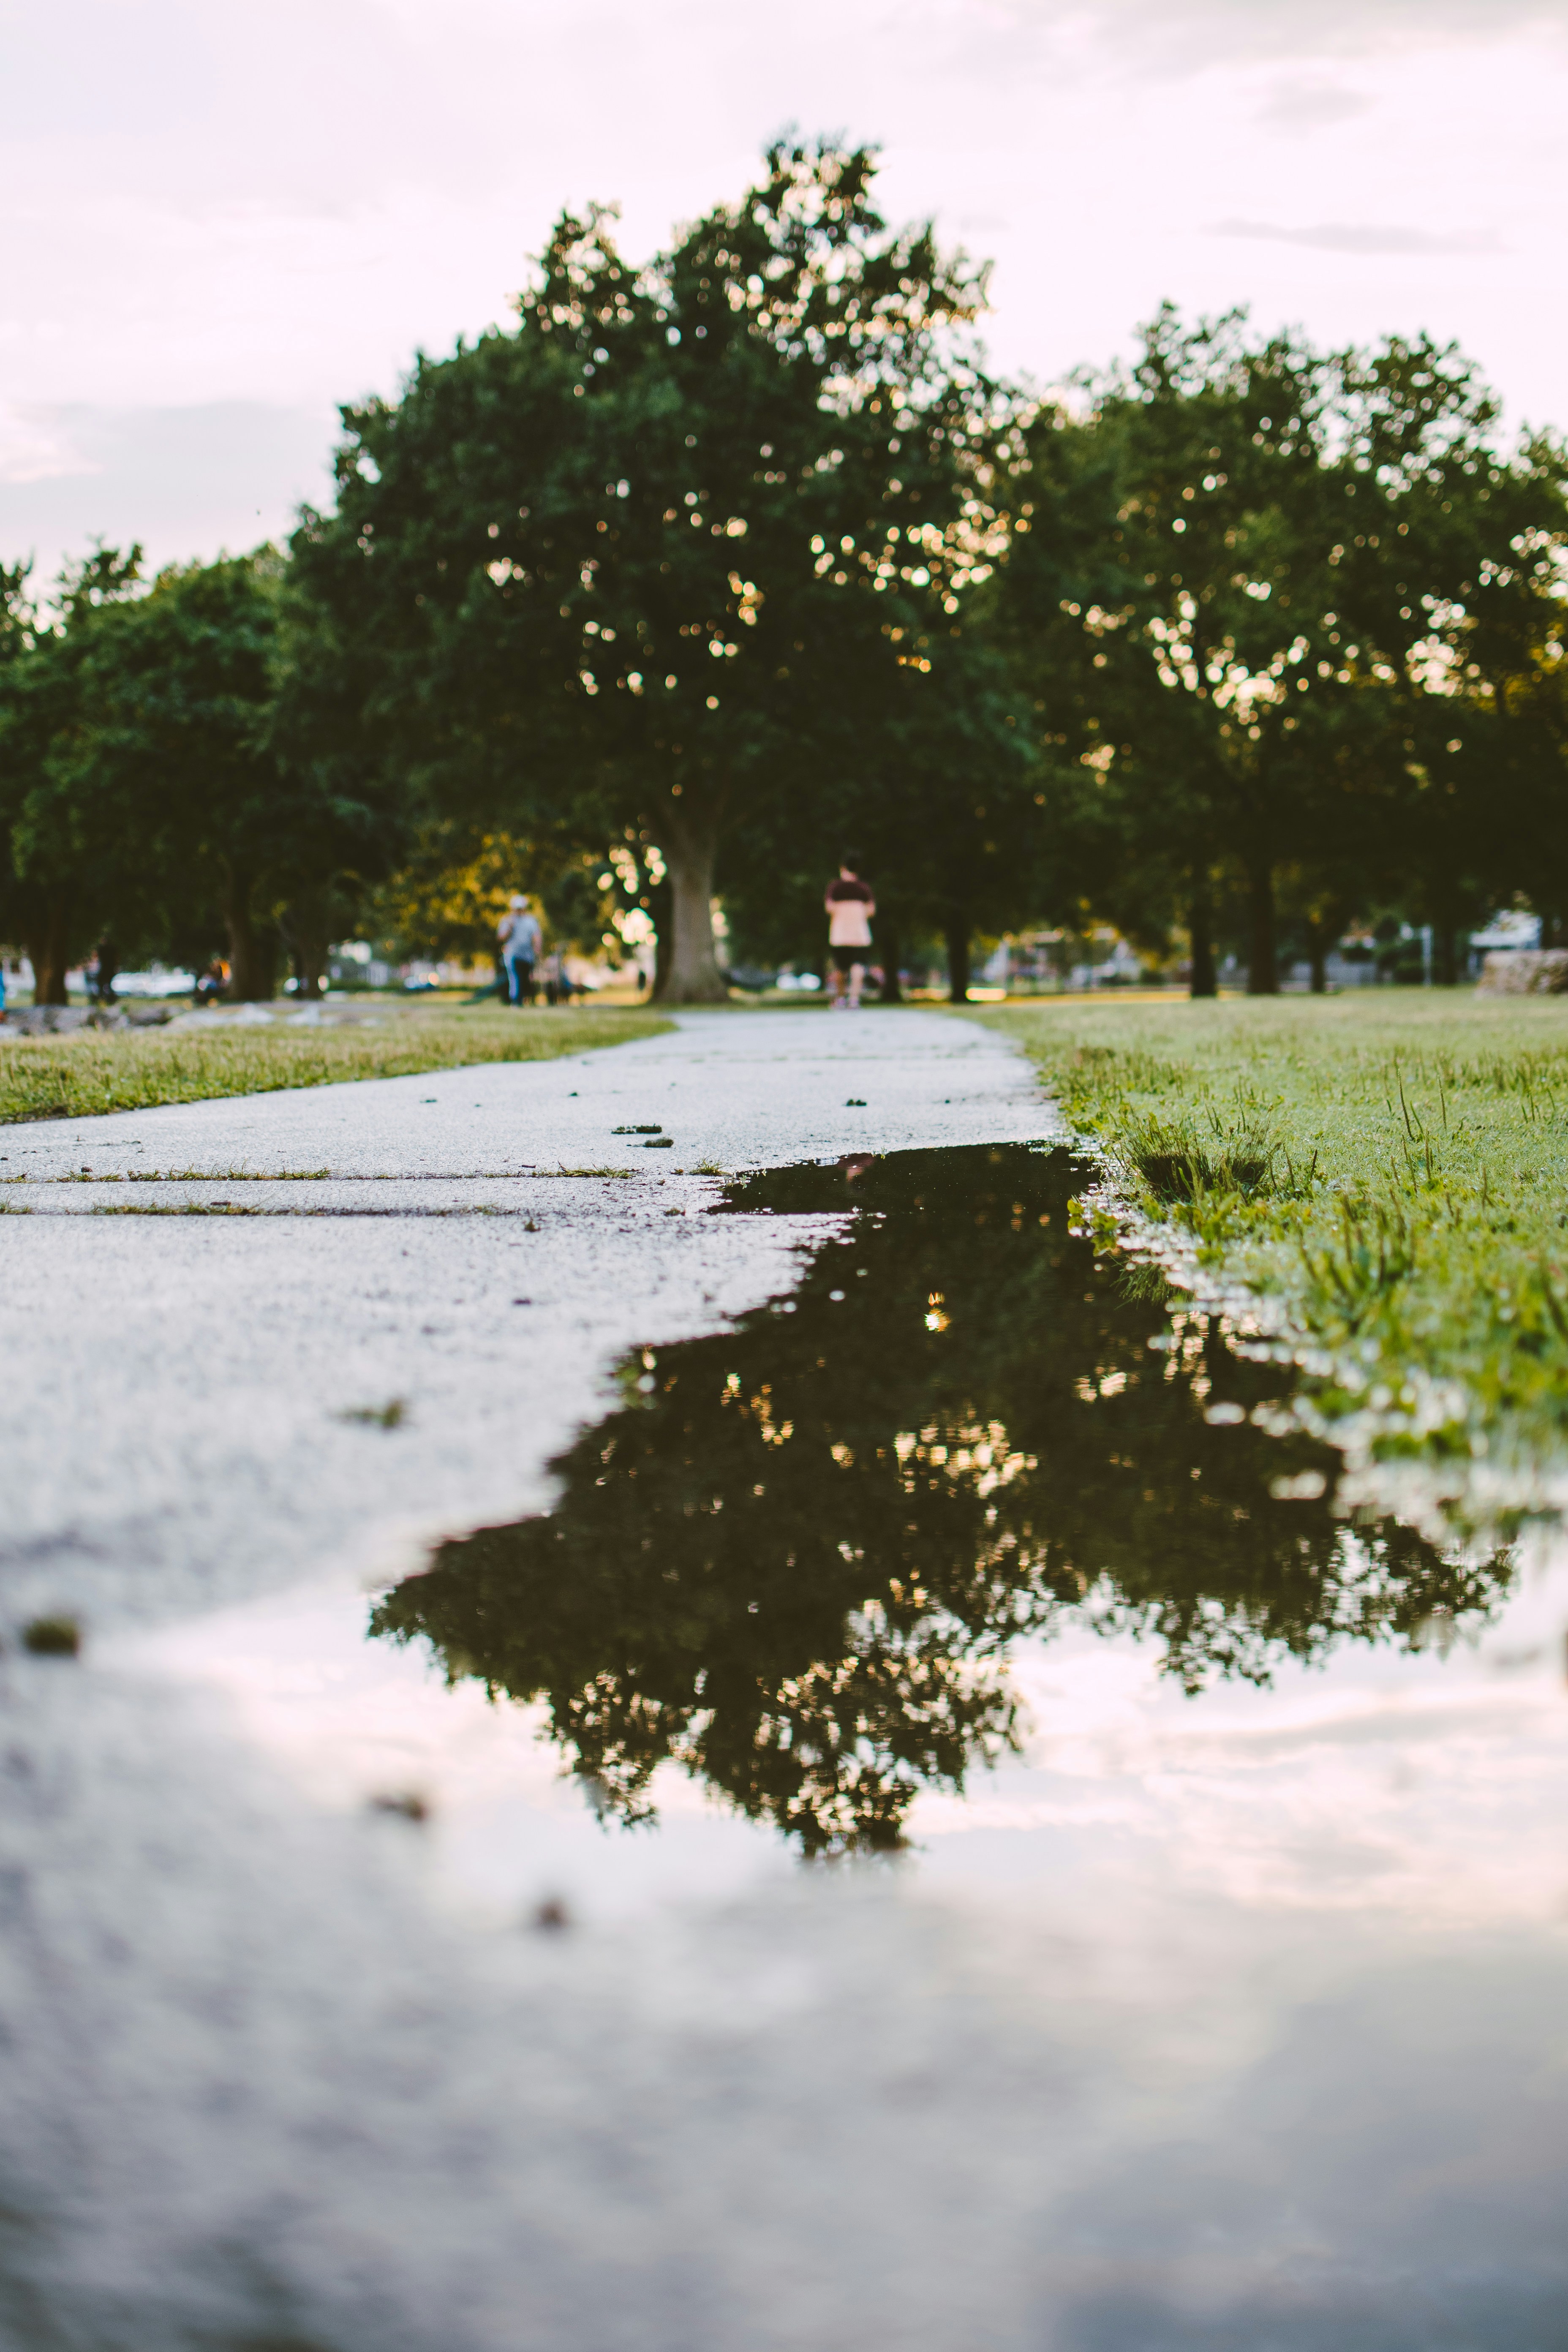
left=3, top=140, right=1565, bottom=1006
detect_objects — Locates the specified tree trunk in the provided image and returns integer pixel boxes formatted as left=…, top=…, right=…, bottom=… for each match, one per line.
left=1245, top=860, right=1278, bottom=995
left=945, top=912, right=972, bottom=1005
left=1306, top=920, right=1329, bottom=995
left=654, top=822, right=727, bottom=1004
left=222, top=866, right=275, bottom=1002
left=280, top=899, right=331, bottom=999
left=645, top=869, right=674, bottom=1001
left=1435, top=923, right=1459, bottom=987
left=877, top=920, right=903, bottom=1005
left=1188, top=887, right=1217, bottom=1000
left=25, top=896, right=73, bottom=1006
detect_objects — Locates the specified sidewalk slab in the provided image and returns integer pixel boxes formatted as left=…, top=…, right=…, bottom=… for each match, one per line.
left=0, top=1011, right=1053, bottom=1632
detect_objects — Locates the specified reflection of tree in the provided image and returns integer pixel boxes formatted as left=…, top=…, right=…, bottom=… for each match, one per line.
left=370, top=1146, right=1510, bottom=1855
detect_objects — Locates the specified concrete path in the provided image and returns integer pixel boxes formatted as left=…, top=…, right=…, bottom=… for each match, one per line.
left=0, top=1009, right=1049, bottom=1632
left=0, top=1008, right=1082, bottom=2352
left=4, top=1008, right=1565, bottom=2349
left=0, top=1002, right=1045, bottom=1182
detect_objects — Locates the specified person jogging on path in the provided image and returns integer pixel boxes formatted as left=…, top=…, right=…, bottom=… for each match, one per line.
left=498, top=894, right=542, bottom=1006
left=824, top=860, right=875, bottom=1010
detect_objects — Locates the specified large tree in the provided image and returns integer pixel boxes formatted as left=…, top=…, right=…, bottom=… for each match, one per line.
left=1029, top=310, right=1385, bottom=996
left=37, top=550, right=404, bottom=999
left=292, top=139, right=1004, bottom=1000
left=1331, top=346, right=1568, bottom=967
left=0, top=549, right=150, bottom=1002
left=1002, top=311, right=1567, bottom=994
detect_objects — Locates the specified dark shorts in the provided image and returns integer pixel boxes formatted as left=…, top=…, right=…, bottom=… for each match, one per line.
left=830, top=943, right=869, bottom=975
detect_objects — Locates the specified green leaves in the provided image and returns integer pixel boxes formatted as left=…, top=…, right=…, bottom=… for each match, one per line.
left=0, top=544, right=411, bottom=1001
left=1002, top=307, right=1568, bottom=991
left=292, top=140, right=1011, bottom=997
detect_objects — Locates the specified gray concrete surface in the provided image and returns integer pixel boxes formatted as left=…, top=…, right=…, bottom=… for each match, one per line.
left=0, top=1002, right=1048, bottom=1182
left=0, top=1010, right=1051, bottom=1633
left=0, top=1010, right=1074, bottom=2348
left=4, top=1008, right=1567, bottom=2350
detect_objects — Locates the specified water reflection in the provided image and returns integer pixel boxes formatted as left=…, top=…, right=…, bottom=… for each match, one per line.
left=370, top=1146, right=1508, bottom=1856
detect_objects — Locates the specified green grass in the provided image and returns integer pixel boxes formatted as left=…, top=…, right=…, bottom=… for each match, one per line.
left=972, top=992, right=1568, bottom=1516
left=0, top=1004, right=670, bottom=1126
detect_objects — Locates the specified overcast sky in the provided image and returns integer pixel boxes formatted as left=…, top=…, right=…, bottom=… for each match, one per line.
left=3, top=0, right=1564, bottom=585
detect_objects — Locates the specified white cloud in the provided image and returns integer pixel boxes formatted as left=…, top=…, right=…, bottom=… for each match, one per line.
left=1210, top=218, right=1505, bottom=256
left=0, top=406, right=96, bottom=489
left=1253, top=78, right=1374, bottom=128
left=980, top=0, right=1568, bottom=71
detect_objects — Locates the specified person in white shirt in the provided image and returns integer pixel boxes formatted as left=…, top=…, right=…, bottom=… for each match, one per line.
left=824, top=861, right=875, bottom=1010
left=498, top=895, right=543, bottom=1006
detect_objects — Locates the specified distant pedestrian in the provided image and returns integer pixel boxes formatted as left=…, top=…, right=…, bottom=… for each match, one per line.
left=498, top=894, right=542, bottom=1006
left=194, top=958, right=226, bottom=1008
left=84, top=939, right=118, bottom=1005
left=824, top=860, right=875, bottom=1010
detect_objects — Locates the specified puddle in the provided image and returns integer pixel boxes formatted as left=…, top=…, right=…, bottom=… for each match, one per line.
left=56, top=1144, right=1568, bottom=2336
left=139, top=1141, right=1568, bottom=1933
left=370, top=1143, right=1534, bottom=1861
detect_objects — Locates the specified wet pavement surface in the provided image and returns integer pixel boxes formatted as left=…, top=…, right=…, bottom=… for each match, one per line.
left=3, top=1014, right=1568, bottom=2348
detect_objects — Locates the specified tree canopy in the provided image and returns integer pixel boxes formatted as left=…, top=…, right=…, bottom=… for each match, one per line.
left=290, top=139, right=1016, bottom=999
left=4, top=145, right=1567, bottom=1006
left=1001, top=309, right=1568, bottom=991
left=0, top=548, right=407, bottom=999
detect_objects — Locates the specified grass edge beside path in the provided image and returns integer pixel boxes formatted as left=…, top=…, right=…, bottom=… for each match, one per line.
left=968, top=993, right=1568, bottom=1530
left=0, top=1006, right=672, bottom=1127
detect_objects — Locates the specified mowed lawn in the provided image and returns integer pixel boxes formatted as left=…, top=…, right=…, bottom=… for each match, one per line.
left=975, top=991, right=1568, bottom=1509
left=0, top=1003, right=671, bottom=1126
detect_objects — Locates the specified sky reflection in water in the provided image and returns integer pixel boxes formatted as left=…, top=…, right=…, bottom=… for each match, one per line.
left=125, top=1143, right=1567, bottom=2337
left=372, top=1144, right=1511, bottom=1858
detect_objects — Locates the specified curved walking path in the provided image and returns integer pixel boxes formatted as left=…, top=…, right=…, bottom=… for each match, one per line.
left=0, top=1009, right=1079, bottom=2352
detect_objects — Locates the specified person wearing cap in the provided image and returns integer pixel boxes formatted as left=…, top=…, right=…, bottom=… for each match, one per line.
left=498, top=894, right=543, bottom=1006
